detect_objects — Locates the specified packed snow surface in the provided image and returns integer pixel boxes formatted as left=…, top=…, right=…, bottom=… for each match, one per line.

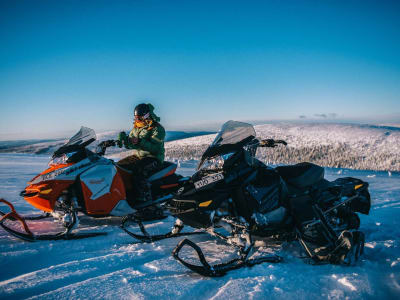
left=0, top=154, right=399, bottom=299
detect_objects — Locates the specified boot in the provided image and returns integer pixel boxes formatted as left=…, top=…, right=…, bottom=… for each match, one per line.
left=136, top=179, right=152, bottom=203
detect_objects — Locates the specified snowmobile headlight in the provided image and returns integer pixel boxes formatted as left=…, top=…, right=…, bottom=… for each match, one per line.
left=48, top=152, right=77, bottom=166
left=198, top=152, right=235, bottom=171
left=48, top=155, right=67, bottom=166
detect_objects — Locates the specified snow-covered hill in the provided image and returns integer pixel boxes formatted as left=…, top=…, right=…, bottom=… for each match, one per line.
left=0, top=130, right=214, bottom=156
left=163, top=123, right=400, bottom=171
left=0, top=154, right=399, bottom=299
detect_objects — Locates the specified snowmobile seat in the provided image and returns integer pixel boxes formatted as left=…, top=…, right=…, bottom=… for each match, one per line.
left=275, top=162, right=324, bottom=189
left=148, top=161, right=177, bottom=182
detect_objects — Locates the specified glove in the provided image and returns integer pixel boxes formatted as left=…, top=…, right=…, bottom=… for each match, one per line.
left=117, top=131, right=128, bottom=148
left=104, top=140, right=116, bottom=147
left=130, top=136, right=139, bottom=145
left=96, top=140, right=115, bottom=155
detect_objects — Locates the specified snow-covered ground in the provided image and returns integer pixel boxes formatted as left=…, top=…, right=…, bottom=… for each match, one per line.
left=0, top=153, right=399, bottom=299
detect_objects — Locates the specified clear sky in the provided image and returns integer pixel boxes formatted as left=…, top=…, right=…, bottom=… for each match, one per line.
left=1, top=0, right=399, bottom=140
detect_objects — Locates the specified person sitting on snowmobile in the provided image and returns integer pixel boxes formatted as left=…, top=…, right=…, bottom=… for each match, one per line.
left=117, top=103, right=166, bottom=202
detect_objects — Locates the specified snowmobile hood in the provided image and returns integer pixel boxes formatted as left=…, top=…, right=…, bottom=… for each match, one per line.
left=29, top=158, right=97, bottom=185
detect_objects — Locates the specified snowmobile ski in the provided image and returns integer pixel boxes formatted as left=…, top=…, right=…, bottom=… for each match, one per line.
left=172, top=238, right=282, bottom=277
left=0, top=198, right=106, bottom=242
left=120, top=216, right=205, bottom=243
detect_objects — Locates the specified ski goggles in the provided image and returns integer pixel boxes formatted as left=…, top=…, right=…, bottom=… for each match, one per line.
left=134, top=112, right=150, bottom=121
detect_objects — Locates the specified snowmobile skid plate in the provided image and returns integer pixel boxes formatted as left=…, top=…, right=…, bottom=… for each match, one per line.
left=0, top=199, right=106, bottom=242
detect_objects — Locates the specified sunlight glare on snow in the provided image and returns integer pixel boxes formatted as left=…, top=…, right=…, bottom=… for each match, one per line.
left=338, top=277, right=357, bottom=291
left=390, top=273, right=400, bottom=290
left=364, top=242, right=375, bottom=249
left=144, top=263, right=160, bottom=272
left=384, top=240, right=394, bottom=248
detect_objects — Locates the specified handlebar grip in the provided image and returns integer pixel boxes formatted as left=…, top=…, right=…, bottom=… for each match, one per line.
left=96, top=140, right=117, bottom=155
left=259, top=139, right=288, bottom=147
left=275, top=140, right=288, bottom=146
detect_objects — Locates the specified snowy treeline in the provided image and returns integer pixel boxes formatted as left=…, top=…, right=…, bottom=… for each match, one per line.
left=165, top=123, right=400, bottom=171
left=165, top=143, right=400, bottom=171
left=257, top=144, right=399, bottom=171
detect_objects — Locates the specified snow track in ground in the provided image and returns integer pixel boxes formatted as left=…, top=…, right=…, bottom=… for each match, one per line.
left=0, top=154, right=400, bottom=299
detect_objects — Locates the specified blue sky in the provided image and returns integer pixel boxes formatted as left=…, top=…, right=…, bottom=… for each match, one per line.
left=1, top=0, right=399, bottom=140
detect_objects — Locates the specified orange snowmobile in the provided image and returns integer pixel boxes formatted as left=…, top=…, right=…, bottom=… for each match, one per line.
left=0, top=127, right=183, bottom=241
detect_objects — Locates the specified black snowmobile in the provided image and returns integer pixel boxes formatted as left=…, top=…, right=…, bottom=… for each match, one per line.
left=161, top=120, right=371, bottom=276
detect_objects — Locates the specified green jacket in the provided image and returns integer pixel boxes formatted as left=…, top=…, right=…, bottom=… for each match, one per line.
left=126, top=122, right=166, bottom=163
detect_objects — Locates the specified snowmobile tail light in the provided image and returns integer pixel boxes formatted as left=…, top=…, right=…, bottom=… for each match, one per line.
left=199, top=200, right=213, bottom=207
left=354, top=184, right=363, bottom=190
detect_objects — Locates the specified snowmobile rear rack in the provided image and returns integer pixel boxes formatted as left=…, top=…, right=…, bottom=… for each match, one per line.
left=0, top=198, right=107, bottom=242
left=295, top=201, right=365, bottom=265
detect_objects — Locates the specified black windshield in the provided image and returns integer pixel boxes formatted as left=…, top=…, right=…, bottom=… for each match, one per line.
left=211, top=121, right=256, bottom=147
left=199, top=121, right=256, bottom=165
left=52, top=127, right=96, bottom=158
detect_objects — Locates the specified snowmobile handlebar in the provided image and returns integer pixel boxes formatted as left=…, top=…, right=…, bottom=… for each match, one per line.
left=259, top=139, right=288, bottom=148
left=96, top=140, right=117, bottom=155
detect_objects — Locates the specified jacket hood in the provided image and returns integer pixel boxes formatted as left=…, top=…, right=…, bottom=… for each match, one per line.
left=147, top=103, right=161, bottom=122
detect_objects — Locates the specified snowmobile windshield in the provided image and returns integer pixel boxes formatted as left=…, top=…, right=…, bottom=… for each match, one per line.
left=52, top=127, right=97, bottom=158
left=198, top=121, right=256, bottom=168
left=211, top=121, right=256, bottom=147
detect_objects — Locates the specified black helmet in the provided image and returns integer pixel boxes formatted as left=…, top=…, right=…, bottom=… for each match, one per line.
left=134, top=103, right=150, bottom=119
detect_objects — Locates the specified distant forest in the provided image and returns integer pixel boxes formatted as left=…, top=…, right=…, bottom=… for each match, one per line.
left=165, top=143, right=400, bottom=171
